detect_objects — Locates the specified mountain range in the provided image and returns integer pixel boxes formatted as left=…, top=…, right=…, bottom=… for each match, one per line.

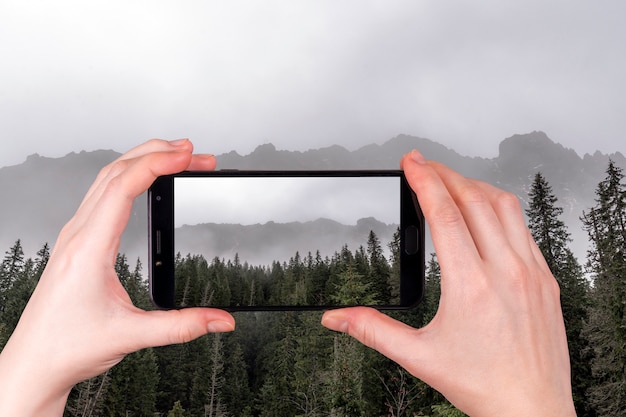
left=1, top=131, right=624, bottom=267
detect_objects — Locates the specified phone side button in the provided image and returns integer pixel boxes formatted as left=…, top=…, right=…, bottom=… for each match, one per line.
left=404, top=225, right=419, bottom=255
left=156, top=230, right=162, bottom=255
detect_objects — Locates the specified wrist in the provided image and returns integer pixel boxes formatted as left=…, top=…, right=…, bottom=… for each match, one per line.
left=0, top=337, right=72, bottom=416
left=466, top=390, right=577, bottom=417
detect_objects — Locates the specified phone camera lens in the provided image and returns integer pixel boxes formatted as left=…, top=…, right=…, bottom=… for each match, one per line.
left=156, top=196, right=162, bottom=201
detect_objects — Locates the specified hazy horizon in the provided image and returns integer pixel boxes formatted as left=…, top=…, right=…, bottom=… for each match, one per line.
left=2, top=1, right=625, bottom=168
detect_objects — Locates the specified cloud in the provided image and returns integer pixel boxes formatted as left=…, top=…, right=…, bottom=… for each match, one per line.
left=1, top=0, right=624, bottom=167
left=174, top=175, right=400, bottom=227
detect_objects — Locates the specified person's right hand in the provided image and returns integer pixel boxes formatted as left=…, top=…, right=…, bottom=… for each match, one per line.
left=322, top=150, right=576, bottom=416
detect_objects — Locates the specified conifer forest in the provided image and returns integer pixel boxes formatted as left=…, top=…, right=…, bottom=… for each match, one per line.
left=2, top=161, right=626, bottom=416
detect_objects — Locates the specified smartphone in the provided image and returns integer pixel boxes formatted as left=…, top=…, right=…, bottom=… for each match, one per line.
left=148, top=170, right=424, bottom=311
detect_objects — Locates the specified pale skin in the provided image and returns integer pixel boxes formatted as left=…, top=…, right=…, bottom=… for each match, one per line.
left=0, top=139, right=576, bottom=416
left=322, top=151, right=577, bottom=416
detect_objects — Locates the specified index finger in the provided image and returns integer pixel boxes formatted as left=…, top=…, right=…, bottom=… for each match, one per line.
left=401, top=151, right=482, bottom=278
left=60, top=140, right=215, bottom=257
left=79, top=139, right=199, bottom=207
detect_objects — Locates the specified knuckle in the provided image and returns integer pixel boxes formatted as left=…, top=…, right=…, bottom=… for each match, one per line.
left=503, top=256, right=559, bottom=300
left=167, top=311, right=197, bottom=345
left=545, top=274, right=561, bottom=299
left=506, top=259, right=531, bottom=291
left=428, top=203, right=465, bottom=230
left=146, top=138, right=167, bottom=147
left=105, top=158, right=130, bottom=178
left=457, top=182, right=488, bottom=206
left=96, top=158, right=129, bottom=185
left=99, top=160, right=131, bottom=195
left=176, top=327, right=195, bottom=344
left=495, top=190, right=522, bottom=211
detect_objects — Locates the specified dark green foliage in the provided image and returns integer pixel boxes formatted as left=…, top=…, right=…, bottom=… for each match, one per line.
left=581, top=161, right=626, bottom=416
left=0, top=235, right=456, bottom=416
left=387, top=253, right=460, bottom=416
left=429, top=403, right=468, bottom=417
left=64, top=254, right=161, bottom=417
left=0, top=240, right=46, bottom=349
left=526, top=172, right=595, bottom=416
left=366, top=230, right=392, bottom=304
left=172, top=231, right=397, bottom=309
left=102, top=349, right=159, bottom=416
left=7, top=177, right=626, bottom=417
left=167, top=400, right=186, bottom=417
left=65, top=371, right=110, bottom=417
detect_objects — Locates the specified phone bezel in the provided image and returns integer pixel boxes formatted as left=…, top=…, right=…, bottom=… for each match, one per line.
left=148, top=170, right=425, bottom=311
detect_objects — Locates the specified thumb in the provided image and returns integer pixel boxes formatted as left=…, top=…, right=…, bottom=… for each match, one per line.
left=125, top=308, right=236, bottom=351
left=321, top=307, right=426, bottom=372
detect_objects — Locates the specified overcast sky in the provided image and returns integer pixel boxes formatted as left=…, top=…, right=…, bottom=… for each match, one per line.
left=174, top=176, right=400, bottom=227
left=1, top=0, right=624, bottom=168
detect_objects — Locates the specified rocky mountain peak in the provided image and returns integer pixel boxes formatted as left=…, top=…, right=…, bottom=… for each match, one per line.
left=1, top=132, right=624, bottom=265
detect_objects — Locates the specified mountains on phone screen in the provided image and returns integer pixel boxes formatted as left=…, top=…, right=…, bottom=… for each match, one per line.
left=1, top=131, right=624, bottom=266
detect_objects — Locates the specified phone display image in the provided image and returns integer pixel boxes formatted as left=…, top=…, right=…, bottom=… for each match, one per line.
left=149, top=171, right=424, bottom=310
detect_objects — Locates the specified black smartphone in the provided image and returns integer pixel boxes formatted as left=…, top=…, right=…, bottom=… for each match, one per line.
left=148, top=170, right=424, bottom=311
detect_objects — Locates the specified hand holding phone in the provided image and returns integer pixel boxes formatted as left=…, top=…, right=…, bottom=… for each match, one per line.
left=149, top=170, right=425, bottom=311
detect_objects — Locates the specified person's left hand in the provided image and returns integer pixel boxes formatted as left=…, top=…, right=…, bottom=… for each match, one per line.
left=0, top=139, right=235, bottom=416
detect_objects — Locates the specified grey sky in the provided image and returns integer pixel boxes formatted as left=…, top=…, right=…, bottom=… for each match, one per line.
left=1, top=0, right=625, bottom=168
left=174, top=176, right=400, bottom=227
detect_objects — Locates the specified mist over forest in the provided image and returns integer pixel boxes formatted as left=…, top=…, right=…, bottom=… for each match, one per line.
left=1, top=131, right=624, bottom=265
left=2, top=131, right=626, bottom=416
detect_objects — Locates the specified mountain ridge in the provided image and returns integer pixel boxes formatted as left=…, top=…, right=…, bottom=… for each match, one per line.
left=176, top=217, right=398, bottom=267
left=1, top=132, right=624, bottom=264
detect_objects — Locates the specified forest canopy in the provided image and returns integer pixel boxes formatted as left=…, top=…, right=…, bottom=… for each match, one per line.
left=1, top=160, right=625, bottom=416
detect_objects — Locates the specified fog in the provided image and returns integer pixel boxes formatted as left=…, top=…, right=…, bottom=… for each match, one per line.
left=2, top=1, right=625, bottom=168
left=174, top=176, right=401, bottom=227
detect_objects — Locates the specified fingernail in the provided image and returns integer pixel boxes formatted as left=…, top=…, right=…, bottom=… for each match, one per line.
left=169, top=138, right=189, bottom=147
left=410, top=150, right=427, bottom=165
left=207, top=320, right=235, bottom=333
left=321, top=313, right=349, bottom=333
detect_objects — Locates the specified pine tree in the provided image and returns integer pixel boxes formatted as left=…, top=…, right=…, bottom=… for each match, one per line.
left=0, top=240, right=31, bottom=349
left=96, top=254, right=160, bottom=416
left=430, top=403, right=467, bottom=417
left=222, top=341, right=253, bottom=416
left=354, top=246, right=370, bottom=279
left=204, top=334, right=228, bottom=417
left=125, top=258, right=151, bottom=310
left=305, top=250, right=331, bottom=306
left=286, top=251, right=307, bottom=305
left=327, top=245, right=378, bottom=306
left=527, top=173, right=576, bottom=267
left=290, top=311, right=333, bottom=416
left=330, top=267, right=377, bottom=306
left=392, top=253, right=448, bottom=415
left=102, top=349, right=159, bottom=416
left=387, top=228, right=402, bottom=303
left=402, top=253, right=441, bottom=330
left=366, top=230, right=392, bottom=304
left=0, top=239, right=25, bottom=302
left=380, top=367, right=422, bottom=417
left=34, top=242, right=50, bottom=278
left=257, top=313, right=299, bottom=417
left=65, top=371, right=110, bottom=417
left=154, top=343, right=193, bottom=413
left=328, top=333, right=366, bottom=416
left=167, top=400, right=186, bottom=417
left=581, top=161, right=626, bottom=416
left=267, top=261, right=286, bottom=305
left=526, top=172, right=594, bottom=416
left=209, top=256, right=233, bottom=306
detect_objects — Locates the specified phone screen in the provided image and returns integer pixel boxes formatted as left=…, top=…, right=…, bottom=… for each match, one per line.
left=149, top=171, right=424, bottom=310
left=174, top=176, right=399, bottom=265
